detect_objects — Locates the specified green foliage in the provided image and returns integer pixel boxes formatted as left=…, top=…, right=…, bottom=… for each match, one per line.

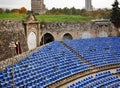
left=110, top=0, right=120, bottom=21
left=47, top=7, right=84, bottom=15
left=40, top=19, right=47, bottom=28
left=47, top=7, right=111, bottom=19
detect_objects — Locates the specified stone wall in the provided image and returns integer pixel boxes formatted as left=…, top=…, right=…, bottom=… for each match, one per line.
left=0, top=19, right=120, bottom=66
left=0, top=20, right=28, bottom=61
left=45, top=22, right=117, bottom=33
left=41, top=21, right=119, bottom=41
left=45, top=22, right=91, bottom=32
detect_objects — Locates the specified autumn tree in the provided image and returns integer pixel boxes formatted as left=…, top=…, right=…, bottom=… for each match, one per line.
left=0, top=8, right=4, bottom=13
left=19, top=7, right=27, bottom=14
left=103, top=9, right=111, bottom=19
left=11, top=9, right=19, bottom=14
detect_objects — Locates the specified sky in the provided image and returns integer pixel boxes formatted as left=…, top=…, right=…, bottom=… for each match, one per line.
left=0, top=0, right=120, bottom=10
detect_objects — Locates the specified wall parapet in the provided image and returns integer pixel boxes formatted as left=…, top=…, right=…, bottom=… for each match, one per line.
left=45, top=21, right=115, bottom=32
left=0, top=20, right=24, bottom=31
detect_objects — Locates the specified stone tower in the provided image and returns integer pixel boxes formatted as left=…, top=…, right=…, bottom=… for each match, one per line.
left=31, top=0, right=47, bottom=14
left=85, top=0, right=93, bottom=11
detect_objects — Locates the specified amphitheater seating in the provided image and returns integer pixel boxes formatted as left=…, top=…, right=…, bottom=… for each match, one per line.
left=68, top=71, right=120, bottom=88
left=65, top=37, right=120, bottom=67
left=117, top=68, right=120, bottom=73
left=0, top=41, right=90, bottom=88
left=0, top=37, right=120, bottom=88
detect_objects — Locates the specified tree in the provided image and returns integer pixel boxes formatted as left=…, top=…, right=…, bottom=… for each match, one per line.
left=63, top=7, right=71, bottom=15
left=80, top=9, right=87, bottom=16
left=71, top=7, right=76, bottom=15
left=11, top=9, right=19, bottom=14
left=110, top=0, right=120, bottom=21
left=0, top=8, right=4, bottom=13
left=19, top=7, right=27, bottom=14
left=103, top=9, right=111, bottom=19
left=5, top=9, right=11, bottom=13
left=110, top=0, right=120, bottom=27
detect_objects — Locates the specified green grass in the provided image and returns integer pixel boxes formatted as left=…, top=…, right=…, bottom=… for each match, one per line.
left=0, top=13, right=27, bottom=20
left=36, top=15, right=93, bottom=22
left=0, top=13, right=94, bottom=22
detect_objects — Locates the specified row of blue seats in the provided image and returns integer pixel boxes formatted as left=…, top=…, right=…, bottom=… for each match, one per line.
left=0, top=41, right=91, bottom=88
left=65, top=37, right=120, bottom=67
left=1, top=37, right=120, bottom=88
left=68, top=71, right=120, bottom=88
left=117, top=68, right=120, bottom=73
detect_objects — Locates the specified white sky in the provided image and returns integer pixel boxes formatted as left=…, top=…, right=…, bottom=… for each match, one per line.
left=0, top=0, right=119, bottom=10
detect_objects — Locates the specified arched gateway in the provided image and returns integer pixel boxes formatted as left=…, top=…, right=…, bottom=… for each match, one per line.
left=63, top=33, right=73, bottom=40
left=40, top=33, right=55, bottom=45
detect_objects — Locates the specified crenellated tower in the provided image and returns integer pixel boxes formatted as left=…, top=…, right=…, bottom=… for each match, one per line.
left=31, top=0, right=47, bottom=14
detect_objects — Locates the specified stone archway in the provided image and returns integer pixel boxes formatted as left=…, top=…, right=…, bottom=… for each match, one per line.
left=28, top=32, right=37, bottom=50
left=63, top=33, right=73, bottom=40
left=99, top=31, right=108, bottom=37
left=40, top=33, right=54, bottom=45
left=82, top=32, right=91, bottom=38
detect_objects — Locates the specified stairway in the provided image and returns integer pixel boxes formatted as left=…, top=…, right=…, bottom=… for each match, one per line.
left=60, top=41, right=95, bottom=69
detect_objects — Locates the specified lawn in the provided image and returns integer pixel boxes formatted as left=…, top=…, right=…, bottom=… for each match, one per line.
left=0, top=13, right=27, bottom=20
left=0, top=13, right=94, bottom=22
left=36, top=15, right=93, bottom=22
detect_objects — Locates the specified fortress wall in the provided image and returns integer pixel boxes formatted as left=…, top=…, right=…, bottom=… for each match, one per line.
left=0, top=20, right=119, bottom=67
left=0, top=20, right=28, bottom=61
left=45, top=22, right=119, bottom=41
